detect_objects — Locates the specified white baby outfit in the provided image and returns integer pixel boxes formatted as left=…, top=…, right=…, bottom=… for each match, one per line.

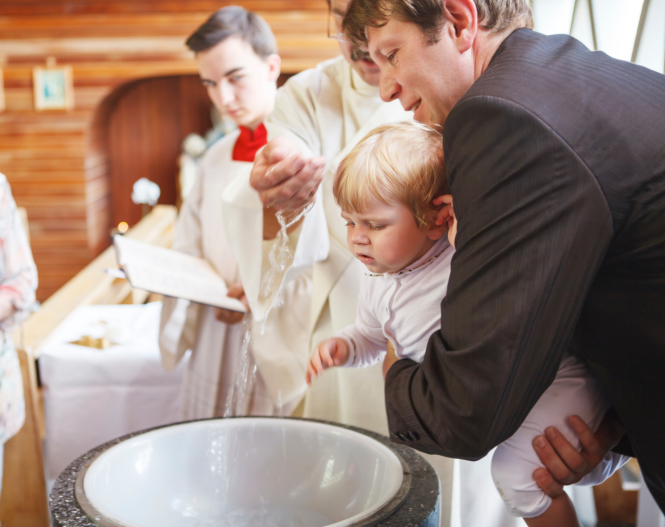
left=337, top=236, right=628, bottom=518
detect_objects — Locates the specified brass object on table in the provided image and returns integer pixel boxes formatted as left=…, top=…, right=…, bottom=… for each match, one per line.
left=70, top=335, right=115, bottom=350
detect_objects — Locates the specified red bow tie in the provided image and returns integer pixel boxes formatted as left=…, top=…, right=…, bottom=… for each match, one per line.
left=232, top=123, right=268, bottom=162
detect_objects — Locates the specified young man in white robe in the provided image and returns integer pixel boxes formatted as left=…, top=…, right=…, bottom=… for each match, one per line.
left=159, top=6, right=312, bottom=419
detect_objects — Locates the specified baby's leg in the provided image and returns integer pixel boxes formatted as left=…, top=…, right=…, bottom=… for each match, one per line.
left=491, top=354, right=611, bottom=524
left=524, top=493, right=579, bottom=527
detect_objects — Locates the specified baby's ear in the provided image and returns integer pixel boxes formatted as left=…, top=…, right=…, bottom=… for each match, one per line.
left=434, top=205, right=449, bottom=226
left=427, top=195, right=454, bottom=240
left=426, top=211, right=449, bottom=240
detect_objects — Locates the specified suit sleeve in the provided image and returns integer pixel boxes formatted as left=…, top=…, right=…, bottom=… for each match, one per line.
left=384, top=96, right=614, bottom=458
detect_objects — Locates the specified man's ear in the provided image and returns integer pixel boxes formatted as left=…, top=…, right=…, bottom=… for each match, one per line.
left=442, top=0, right=478, bottom=53
left=266, top=53, right=281, bottom=82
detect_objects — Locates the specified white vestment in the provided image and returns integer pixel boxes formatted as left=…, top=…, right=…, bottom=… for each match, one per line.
left=222, top=57, right=525, bottom=527
left=159, top=130, right=312, bottom=419
left=223, top=56, right=409, bottom=434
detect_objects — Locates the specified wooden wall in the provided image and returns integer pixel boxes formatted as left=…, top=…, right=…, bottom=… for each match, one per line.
left=0, top=1, right=339, bottom=301
left=106, top=75, right=213, bottom=228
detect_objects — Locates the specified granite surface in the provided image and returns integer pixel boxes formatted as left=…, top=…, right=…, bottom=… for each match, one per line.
left=50, top=417, right=439, bottom=527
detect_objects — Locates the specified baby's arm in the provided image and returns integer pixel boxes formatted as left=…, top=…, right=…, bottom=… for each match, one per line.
left=306, top=275, right=389, bottom=384
left=306, top=337, right=350, bottom=384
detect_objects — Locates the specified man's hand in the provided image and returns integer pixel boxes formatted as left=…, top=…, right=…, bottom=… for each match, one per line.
left=251, top=136, right=325, bottom=212
left=307, top=337, right=350, bottom=384
left=214, top=283, right=250, bottom=325
left=532, top=413, right=626, bottom=497
left=433, top=195, right=457, bottom=248
left=383, top=341, right=399, bottom=379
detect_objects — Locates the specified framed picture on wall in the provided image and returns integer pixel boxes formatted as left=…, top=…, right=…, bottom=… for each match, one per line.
left=0, top=68, right=5, bottom=112
left=33, top=65, right=74, bottom=110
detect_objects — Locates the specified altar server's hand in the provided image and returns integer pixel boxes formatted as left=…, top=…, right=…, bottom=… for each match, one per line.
left=251, top=136, right=325, bottom=212
left=307, top=338, right=350, bottom=384
left=532, top=413, right=625, bottom=497
left=214, top=283, right=250, bottom=325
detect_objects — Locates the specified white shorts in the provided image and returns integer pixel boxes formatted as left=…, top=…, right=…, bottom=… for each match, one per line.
left=491, top=353, right=628, bottom=518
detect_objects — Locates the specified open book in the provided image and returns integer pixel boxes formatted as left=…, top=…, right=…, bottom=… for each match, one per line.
left=112, top=235, right=247, bottom=313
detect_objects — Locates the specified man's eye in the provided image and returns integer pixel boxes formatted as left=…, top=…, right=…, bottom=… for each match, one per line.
left=370, top=224, right=385, bottom=230
left=229, top=75, right=243, bottom=83
left=387, top=51, right=397, bottom=64
left=202, top=81, right=215, bottom=88
left=345, top=221, right=355, bottom=227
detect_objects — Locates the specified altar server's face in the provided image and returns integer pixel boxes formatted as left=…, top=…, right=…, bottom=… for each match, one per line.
left=342, top=196, right=440, bottom=274
left=197, top=36, right=280, bottom=130
left=331, top=0, right=382, bottom=87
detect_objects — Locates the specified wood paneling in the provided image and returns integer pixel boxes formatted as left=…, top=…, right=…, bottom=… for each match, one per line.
left=0, top=1, right=339, bottom=301
left=0, top=1, right=327, bottom=16
left=108, top=75, right=212, bottom=227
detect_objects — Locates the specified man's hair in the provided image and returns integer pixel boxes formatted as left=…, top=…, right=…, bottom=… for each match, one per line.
left=344, top=0, right=533, bottom=47
left=186, top=6, right=277, bottom=57
left=334, top=121, right=448, bottom=230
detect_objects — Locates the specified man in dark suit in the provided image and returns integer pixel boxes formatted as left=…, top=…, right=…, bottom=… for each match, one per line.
left=344, top=0, right=665, bottom=511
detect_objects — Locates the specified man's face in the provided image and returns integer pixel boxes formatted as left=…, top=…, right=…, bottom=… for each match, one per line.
left=197, top=36, right=279, bottom=130
left=331, top=0, right=381, bottom=87
left=367, top=17, right=475, bottom=127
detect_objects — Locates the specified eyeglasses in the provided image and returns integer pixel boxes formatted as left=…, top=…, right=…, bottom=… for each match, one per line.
left=327, top=5, right=348, bottom=43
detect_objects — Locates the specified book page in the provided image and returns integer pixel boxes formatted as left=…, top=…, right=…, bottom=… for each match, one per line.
left=113, top=235, right=246, bottom=313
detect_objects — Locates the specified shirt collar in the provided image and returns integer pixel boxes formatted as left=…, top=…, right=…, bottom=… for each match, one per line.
left=349, top=65, right=379, bottom=98
left=232, top=123, right=268, bottom=162
left=366, top=236, right=451, bottom=278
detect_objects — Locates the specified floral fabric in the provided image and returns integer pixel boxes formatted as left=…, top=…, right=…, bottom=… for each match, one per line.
left=0, top=173, right=38, bottom=443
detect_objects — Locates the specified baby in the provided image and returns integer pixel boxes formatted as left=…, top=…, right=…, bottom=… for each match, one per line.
left=307, top=121, right=628, bottom=527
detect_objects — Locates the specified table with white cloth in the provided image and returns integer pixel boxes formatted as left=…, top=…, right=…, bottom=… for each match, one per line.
left=38, top=302, right=187, bottom=482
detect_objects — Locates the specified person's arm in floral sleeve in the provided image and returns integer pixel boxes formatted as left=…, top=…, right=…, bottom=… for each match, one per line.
left=0, top=174, right=38, bottom=329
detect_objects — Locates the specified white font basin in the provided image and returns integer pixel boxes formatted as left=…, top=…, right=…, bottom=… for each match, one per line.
left=80, top=418, right=405, bottom=527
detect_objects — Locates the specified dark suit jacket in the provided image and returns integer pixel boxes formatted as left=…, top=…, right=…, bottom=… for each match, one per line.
left=385, top=29, right=665, bottom=504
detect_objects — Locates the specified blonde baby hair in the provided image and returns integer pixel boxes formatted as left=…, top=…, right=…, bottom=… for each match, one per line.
left=334, top=121, right=448, bottom=229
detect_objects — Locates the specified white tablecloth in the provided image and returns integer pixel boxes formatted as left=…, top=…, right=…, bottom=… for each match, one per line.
left=38, top=302, right=187, bottom=481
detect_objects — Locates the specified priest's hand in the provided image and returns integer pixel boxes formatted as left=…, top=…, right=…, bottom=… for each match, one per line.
left=532, top=413, right=626, bottom=497
left=214, top=283, right=250, bottom=325
left=250, top=136, right=325, bottom=212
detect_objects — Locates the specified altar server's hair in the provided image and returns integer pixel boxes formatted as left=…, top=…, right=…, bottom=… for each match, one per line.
left=186, top=6, right=277, bottom=57
left=334, top=121, right=448, bottom=230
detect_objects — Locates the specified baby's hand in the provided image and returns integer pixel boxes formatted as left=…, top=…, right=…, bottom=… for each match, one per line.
left=433, top=194, right=457, bottom=248
left=306, top=337, right=350, bottom=384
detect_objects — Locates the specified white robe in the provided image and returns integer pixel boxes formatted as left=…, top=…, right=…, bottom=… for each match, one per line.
left=223, top=57, right=409, bottom=434
left=159, top=130, right=312, bottom=419
left=222, top=57, right=524, bottom=527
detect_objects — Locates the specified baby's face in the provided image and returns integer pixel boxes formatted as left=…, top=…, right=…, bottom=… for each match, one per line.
left=342, top=196, right=436, bottom=274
